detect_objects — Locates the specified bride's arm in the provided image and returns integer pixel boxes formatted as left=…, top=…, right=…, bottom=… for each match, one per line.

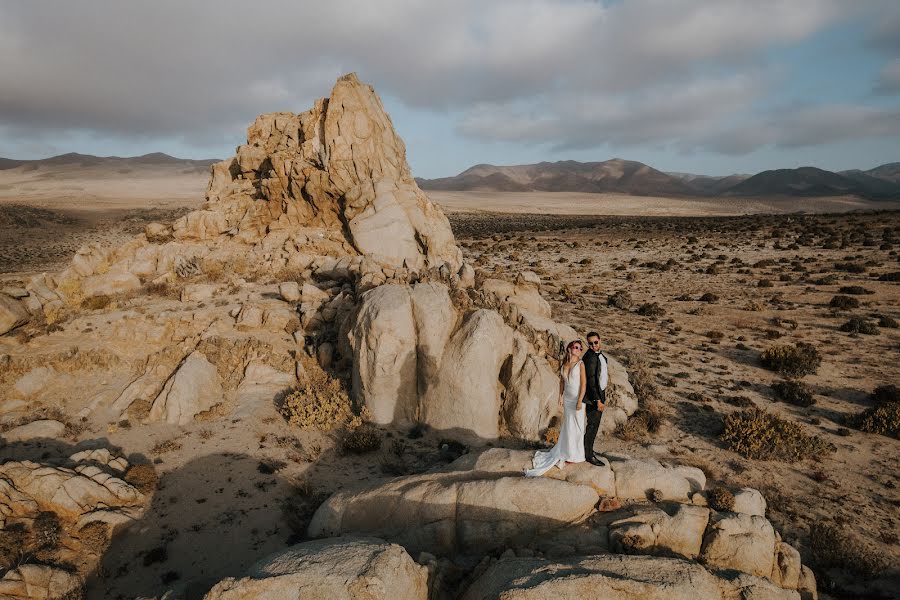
left=558, top=372, right=565, bottom=408
left=576, top=362, right=586, bottom=410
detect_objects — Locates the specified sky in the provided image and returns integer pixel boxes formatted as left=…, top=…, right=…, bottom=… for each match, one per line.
left=0, top=0, right=898, bottom=178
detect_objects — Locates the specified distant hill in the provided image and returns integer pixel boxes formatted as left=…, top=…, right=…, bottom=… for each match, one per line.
left=420, top=160, right=900, bottom=199
left=418, top=159, right=697, bottom=196
left=0, top=152, right=219, bottom=171
left=725, top=166, right=900, bottom=198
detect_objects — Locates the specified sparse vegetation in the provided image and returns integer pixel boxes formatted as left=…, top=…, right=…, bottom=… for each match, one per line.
left=636, top=302, right=665, bottom=317
left=340, top=425, right=382, bottom=454
left=721, top=408, right=835, bottom=462
left=838, top=286, right=872, bottom=295
left=760, top=342, right=821, bottom=379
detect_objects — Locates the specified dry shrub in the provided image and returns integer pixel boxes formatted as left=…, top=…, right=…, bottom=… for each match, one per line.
left=699, top=292, right=719, bottom=302
left=340, top=425, right=382, bottom=454
left=636, top=302, right=665, bottom=317
left=542, top=426, right=560, bottom=445
left=675, top=456, right=721, bottom=482
left=721, top=408, right=835, bottom=462
left=125, top=464, right=160, bottom=494
left=279, top=357, right=353, bottom=431
left=127, top=397, right=152, bottom=421
left=838, top=285, right=873, bottom=295
left=30, top=511, right=61, bottom=553
left=707, top=487, right=735, bottom=512
left=143, top=281, right=181, bottom=299
left=281, top=479, right=328, bottom=541
left=607, top=290, right=633, bottom=310
left=829, top=295, right=860, bottom=310
left=772, top=380, right=816, bottom=407
left=201, top=258, right=226, bottom=282
left=810, top=522, right=889, bottom=578
left=0, top=524, right=28, bottom=568
left=878, top=271, right=900, bottom=281
left=760, top=342, right=821, bottom=379
left=150, top=438, right=182, bottom=455
left=840, top=316, right=879, bottom=335
left=850, top=385, right=900, bottom=438
left=877, top=314, right=899, bottom=328
left=77, top=521, right=111, bottom=552
left=81, top=294, right=111, bottom=311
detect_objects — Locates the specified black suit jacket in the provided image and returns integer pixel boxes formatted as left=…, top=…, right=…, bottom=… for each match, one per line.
left=583, top=350, right=604, bottom=406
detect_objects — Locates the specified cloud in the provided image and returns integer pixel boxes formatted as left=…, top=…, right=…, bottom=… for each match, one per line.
left=875, top=59, right=900, bottom=94
left=0, top=0, right=889, bottom=159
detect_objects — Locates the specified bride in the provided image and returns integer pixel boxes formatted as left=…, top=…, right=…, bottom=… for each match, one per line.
left=525, top=339, right=587, bottom=477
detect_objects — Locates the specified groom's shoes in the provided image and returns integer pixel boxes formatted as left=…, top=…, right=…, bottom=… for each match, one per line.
left=587, top=453, right=605, bottom=466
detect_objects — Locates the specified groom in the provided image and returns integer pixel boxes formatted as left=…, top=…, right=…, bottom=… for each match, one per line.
left=582, top=331, right=608, bottom=464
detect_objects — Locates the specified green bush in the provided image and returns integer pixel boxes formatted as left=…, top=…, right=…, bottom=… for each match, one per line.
left=772, top=380, right=815, bottom=407
left=839, top=317, right=879, bottom=335
left=721, top=408, right=835, bottom=462
left=829, top=295, right=859, bottom=310
left=760, top=343, right=821, bottom=379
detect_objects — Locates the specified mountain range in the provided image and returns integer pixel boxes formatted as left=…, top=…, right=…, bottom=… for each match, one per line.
left=416, top=159, right=900, bottom=199
left=2, top=153, right=898, bottom=199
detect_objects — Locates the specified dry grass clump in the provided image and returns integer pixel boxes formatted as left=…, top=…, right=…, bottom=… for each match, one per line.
left=721, top=408, right=835, bottom=462
left=0, top=512, right=63, bottom=568
left=77, top=521, right=111, bottom=552
left=850, top=385, right=900, bottom=438
left=706, top=487, right=735, bottom=512
left=607, top=290, right=633, bottom=310
left=81, top=294, right=111, bottom=311
left=810, top=522, right=889, bottom=578
left=877, top=271, right=900, bottom=281
left=839, top=316, right=879, bottom=335
left=279, top=358, right=354, bottom=431
left=615, top=401, right=667, bottom=440
left=150, top=438, right=182, bottom=455
left=829, top=295, right=860, bottom=310
left=772, top=380, right=816, bottom=407
left=542, top=426, right=560, bottom=445
left=877, top=314, right=898, bottom=328
left=760, top=342, right=821, bottom=379
left=124, top=463, right=160, bottom=494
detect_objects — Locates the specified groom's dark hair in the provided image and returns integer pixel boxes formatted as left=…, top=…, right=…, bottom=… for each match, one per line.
left=587, top=331, right=600, bottom=339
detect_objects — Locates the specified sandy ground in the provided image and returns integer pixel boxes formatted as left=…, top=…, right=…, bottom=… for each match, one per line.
left=428, top=190, right=900, bottom=216
left=1, top=177, right=898, bottom=597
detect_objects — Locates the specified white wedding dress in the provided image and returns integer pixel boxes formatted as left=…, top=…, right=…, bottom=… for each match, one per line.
left=525, top=360, right=586, bottom=477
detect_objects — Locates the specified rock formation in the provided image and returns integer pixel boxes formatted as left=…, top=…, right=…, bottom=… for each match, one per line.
left=0, top=73, right=634, bottom=442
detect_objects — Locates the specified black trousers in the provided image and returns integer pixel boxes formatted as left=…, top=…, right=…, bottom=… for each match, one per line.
left=584, top=390, right=605, bottom=459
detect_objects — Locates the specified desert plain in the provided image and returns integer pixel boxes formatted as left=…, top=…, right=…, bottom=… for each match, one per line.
left=0, top=98, right=898, bottom=599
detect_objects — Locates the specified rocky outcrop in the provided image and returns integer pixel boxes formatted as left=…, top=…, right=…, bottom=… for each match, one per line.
left=0, top=565, right=82, bottom=600
left=148, top=351, right=224, bottom=425
left=203, top=537, right=428, bottom=600
left=306, top=449, right=816, bottom=598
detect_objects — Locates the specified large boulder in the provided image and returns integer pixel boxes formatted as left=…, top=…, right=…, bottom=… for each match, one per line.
left=203, top=537, right=427, bottom=600
left=459, top=554, right=799, bottom=600
left=1, top=419, right=66, bottom=443
left=0, top=294, right=28, bottom=335
left=81, top=271, right=142, bottom=299
left=149, top=351, right=224, bottom=425
left=308, top=451, right=600, bottom=556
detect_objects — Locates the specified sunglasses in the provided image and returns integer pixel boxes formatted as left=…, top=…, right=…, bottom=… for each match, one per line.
left=588, top=341, right=600, bottom=346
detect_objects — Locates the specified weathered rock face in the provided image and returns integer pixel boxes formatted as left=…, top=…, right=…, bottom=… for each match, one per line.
left=203, top=537, right=428, bottom=600
left=0, top=294, right=28, bottom=335
left=0, top=564, right=83, bottom=600
left=148, top=351, right=224, bottom=425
